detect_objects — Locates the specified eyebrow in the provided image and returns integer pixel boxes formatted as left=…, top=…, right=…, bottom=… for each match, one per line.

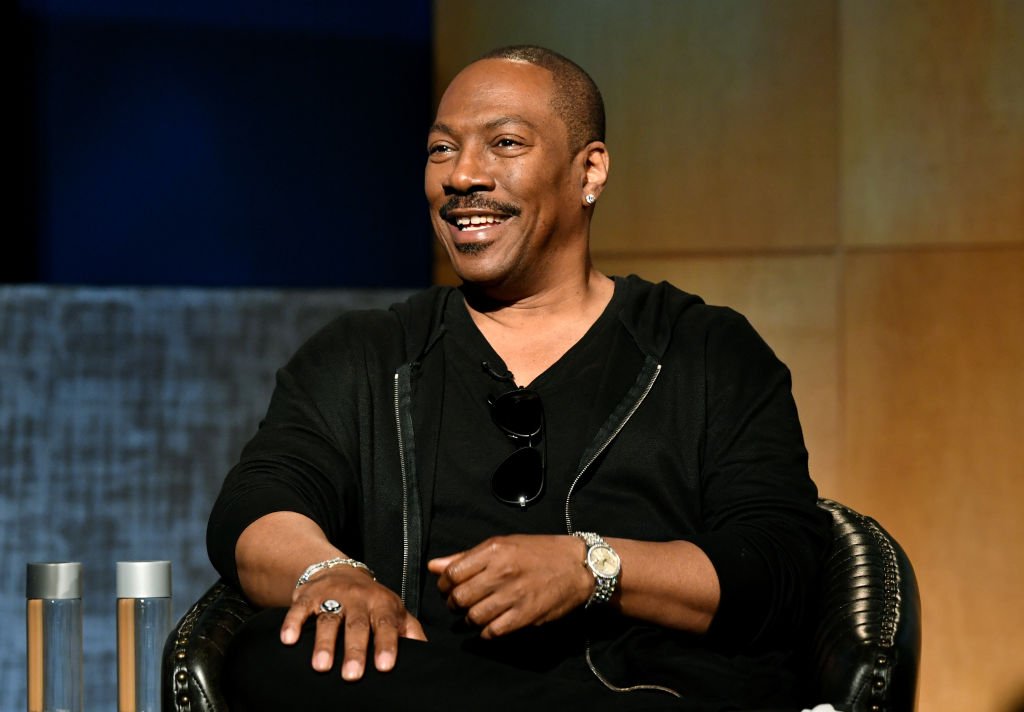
left=428, top=121, right=455, bottom=136
left=484, top=115, right=537, bottom=131
left=428, top=115, right=538, bottom=136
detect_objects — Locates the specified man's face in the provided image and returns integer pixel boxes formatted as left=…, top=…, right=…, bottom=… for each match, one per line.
left=425, top=59, right=586, bottom=294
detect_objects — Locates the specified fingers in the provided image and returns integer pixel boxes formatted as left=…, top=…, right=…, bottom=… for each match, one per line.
left=478, top=605, right=519, bottom=640
left=340, top=608, right=371, bottom=680
left=371, top=612, right=400, bottom=673
left=312, top=609, right=343, bottom=671
left=427, top=552, right=469, bottom=595
left=280, top=599, right=314, bottom=645
left=430, top=535, right=589, bottom=638
left=433, top=539, right=512, bottom=610
left=279, top=571, right=425, bottom=681
left=465, top=590, right=516, bottom=638
left=429, top=545, right=491, bottom=595
left=442, top=546, right=490, bottom=582
left=341, top=607, right=429, bottom=679
left=446, top=569, right=497, bottom=612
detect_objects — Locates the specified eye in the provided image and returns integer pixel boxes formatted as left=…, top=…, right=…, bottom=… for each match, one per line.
left=427, top=142, right=456, bottom=162
left=495, top=137, right=523, bottom=149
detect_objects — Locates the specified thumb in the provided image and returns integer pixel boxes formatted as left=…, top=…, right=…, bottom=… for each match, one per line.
left=426, top=555, right=459, bottom=574
left=402, top=613, right=428, bottom=641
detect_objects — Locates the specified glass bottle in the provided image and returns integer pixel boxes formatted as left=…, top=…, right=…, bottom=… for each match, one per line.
left=26, top=561, right=83, bottom=712
left=116, top=561, right=172, bottom=712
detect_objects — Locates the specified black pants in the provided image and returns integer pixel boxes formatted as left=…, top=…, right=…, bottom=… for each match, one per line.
left=225, top=608, right=722, bottom=712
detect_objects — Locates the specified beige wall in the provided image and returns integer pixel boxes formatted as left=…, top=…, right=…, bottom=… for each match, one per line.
left=432, top=1, right=1024, bottom=710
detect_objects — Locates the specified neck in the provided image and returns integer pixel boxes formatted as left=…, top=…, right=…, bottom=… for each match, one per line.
left=460, top=266, right=615, bottom=387
left=462, top=265, right=614, bottom=329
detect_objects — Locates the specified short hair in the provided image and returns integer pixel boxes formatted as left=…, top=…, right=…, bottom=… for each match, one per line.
left=479, top=45, right=605, bottom=154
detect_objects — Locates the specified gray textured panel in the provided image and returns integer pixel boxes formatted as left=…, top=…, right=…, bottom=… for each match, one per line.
left=0, top=286, right=413, bottom=710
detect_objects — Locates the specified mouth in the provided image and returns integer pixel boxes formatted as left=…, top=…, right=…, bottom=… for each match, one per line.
left=451, top=213, right=510, bottom=232
left=439, top=197, right=521, bottom=235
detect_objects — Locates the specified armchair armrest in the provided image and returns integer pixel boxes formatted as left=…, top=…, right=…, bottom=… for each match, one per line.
left=812, top=498, right=922, bottom=712
left=162, top=580, right=256, bottom=712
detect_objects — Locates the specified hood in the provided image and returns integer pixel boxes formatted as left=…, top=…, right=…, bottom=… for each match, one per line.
left=615, top=275, right=706, bottom=360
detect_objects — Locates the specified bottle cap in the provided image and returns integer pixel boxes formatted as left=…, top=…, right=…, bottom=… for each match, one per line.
left=26, top=562, right=82, bottom=600
left=116, top=561, right=172, bottom=598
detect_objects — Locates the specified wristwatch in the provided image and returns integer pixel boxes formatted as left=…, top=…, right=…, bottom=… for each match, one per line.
left=574, top=532, right=621, bottom=607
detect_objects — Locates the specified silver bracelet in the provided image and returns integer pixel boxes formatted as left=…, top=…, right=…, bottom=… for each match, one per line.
left=295, top=557, right=375, bottom=588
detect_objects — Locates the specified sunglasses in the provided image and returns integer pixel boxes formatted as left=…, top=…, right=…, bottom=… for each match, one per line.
left=488, top=387, right=545, bottom=508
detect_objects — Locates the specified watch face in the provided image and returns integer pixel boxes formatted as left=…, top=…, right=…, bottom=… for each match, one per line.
left=588, top=544, right=621, bottom=578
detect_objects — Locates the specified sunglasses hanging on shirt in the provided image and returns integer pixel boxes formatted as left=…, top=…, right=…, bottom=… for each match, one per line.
left=487, top=386, right=545, bottom=509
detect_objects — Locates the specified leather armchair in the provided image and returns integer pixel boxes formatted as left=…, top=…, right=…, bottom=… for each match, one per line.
left=807, top=499, right=921, bottom=711
left=162, top=499, right=921, bottom=711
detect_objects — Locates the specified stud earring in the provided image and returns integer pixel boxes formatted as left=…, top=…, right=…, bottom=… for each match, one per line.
left=584, top=194, right=597, bottom=206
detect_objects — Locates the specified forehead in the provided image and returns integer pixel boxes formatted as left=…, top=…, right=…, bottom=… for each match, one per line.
left=433, top=59, right=559, bottom=133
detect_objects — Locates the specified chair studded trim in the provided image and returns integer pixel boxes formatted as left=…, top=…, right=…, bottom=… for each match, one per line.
left=812, top=499, right=921, bottom=712
left=162, top=581, right=256, bottom=712
left=166, top=590, right=203, bottom=712
left=867, top=517, right=902, bottom=651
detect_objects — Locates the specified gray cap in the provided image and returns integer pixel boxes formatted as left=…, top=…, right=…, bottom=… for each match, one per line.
left=26, top=562, right=82, bottom=600
left=116, top=561, right=172, bottom=598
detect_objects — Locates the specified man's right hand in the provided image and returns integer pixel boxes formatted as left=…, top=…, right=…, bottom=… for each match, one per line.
left=281, top=565, right=427, bottom=681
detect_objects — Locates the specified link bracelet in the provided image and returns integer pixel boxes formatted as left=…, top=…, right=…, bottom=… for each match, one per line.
left=295, top=557, right=375, bottom=588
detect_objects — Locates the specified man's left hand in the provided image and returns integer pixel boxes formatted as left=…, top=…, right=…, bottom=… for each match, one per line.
left=427, top=534, right=594, bottom=639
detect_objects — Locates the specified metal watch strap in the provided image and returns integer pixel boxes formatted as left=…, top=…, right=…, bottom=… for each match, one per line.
left=574, top=532, right=618, bottom=607
left=295, top=557, right=375, bottom=588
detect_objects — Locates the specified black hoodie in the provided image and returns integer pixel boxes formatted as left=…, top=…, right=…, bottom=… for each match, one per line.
left=208, top=275, right=829, bottom=705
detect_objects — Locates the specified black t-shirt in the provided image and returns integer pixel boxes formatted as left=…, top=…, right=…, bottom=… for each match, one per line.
left=420, top=281, right=643, bottom=666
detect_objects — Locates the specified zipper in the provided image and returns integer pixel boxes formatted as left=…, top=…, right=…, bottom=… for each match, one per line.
left=563, top=361, right=680, bottom=699
left=564, top=363, right=662, bottom=532
left=393, top=371, right=411, bottom=605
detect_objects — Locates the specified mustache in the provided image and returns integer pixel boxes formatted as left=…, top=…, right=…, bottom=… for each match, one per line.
left=439, top=195, right=521, bottom=222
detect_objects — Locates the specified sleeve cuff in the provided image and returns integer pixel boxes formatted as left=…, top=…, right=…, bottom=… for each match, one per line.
left=206, top=488, right=319, bottom=593
left=689, top=532, right=773, bottom=648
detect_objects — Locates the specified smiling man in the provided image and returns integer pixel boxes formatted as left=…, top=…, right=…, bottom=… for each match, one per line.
left=208, top=46, right=830, bottom=711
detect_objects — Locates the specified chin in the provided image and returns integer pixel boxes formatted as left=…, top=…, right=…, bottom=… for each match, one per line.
left=453, top=241, right=492, bottom=256
left=448, top=259, right=505, bottom=289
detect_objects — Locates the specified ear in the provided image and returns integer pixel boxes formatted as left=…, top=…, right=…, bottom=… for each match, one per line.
left=579, top=141, right=610, bottom=206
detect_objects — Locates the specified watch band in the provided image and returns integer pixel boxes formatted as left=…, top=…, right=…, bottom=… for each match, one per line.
left=574, top=532, right=620, bottom=607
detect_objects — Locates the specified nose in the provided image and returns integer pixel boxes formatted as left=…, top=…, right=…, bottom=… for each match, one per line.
left=444, top=145, right=495, bottom=195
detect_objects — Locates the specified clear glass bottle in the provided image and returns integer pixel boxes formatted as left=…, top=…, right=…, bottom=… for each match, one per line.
left=26, top=561, right=84, bottom=712
left=116, top=561, right=172, bottom=712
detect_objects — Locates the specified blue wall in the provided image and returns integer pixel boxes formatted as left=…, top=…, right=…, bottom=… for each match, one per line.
left=14, top=0, right=434, bottom=287
left=5, top=2, right=434, bottom=707
left=1, top=286, right=415, bottom=711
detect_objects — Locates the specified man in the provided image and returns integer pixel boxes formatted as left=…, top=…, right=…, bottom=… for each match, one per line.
left=208, top=46, right=830, bottom=711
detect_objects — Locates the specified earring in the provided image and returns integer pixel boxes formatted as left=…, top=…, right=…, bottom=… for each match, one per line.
left=584, top=194, right=597, bottom=206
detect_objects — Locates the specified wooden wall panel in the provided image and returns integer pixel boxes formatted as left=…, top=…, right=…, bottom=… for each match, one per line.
left=433, top=0, right=838, bottom=258
left=843, top=248, right=1024, bottom=712
left=595, top=254, right=841, bottom=496
left=435, top=2, right=1024, bottom=708
left=841, top=0, right=1024, bottom=247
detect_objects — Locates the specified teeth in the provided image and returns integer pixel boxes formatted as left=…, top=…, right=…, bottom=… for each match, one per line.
left=454, top=215, right=506, bottom=229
